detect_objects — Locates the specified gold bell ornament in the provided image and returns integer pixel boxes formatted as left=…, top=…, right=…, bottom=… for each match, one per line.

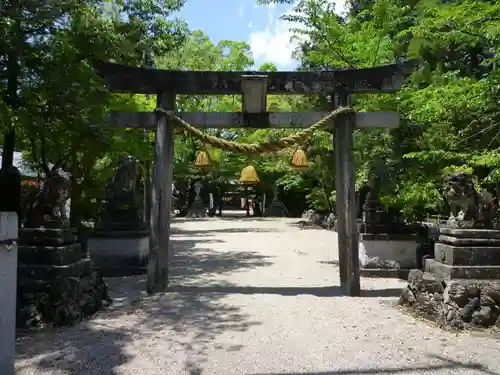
left=191, top=149, right=212, bottom=170
left=239, top=159, right=260, bottom=185
left=291, top=148, right=309, bottom=171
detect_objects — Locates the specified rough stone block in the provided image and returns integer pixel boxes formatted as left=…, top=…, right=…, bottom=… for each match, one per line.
left=399, top=271, right=500, bottom=329
left=16, top=270, right=111, bottom=329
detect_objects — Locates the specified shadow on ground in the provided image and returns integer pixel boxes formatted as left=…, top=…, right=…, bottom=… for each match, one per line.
left=173, top=215, right=292, bottom=223
left=171, top=227, right=279, bottom=236
left=15, top=232, right=273, bottom=375
left=169, top=285, right=402, bottom=298
left=248, top=355, right=499, bottom=374
left=168, top=238, right=274, bottom=284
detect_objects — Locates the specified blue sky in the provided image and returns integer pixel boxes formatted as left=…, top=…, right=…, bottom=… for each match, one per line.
left=177, top=0, right=301, bottom=70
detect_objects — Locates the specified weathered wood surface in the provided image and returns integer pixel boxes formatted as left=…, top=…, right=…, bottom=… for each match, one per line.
left=143, top=160, right=151, bottom=225
left=147, top=92, right=175, bottom=295
left=93, top=60, right=417, bottom=95
left=108, top=111, right=400, bottom=129
left=334, top=92, right=361, bottom=297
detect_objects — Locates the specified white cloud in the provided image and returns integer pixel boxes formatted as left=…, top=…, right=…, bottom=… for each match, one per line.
left=238, top=4, right=245, bottom=18
left=248, top=0, right=348, bottom=69
left=248, top=5, right=298, bottom=69
left=248, top=22, right=253, bottom=29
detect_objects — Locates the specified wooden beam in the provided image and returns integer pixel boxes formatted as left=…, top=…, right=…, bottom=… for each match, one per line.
left=108, top=111, right=400, bottom=129
left=334, top=92, right=361, bottom=297
left=147, top=92, right=175, bottom=295
left=93, top=59, right=417, bottom=95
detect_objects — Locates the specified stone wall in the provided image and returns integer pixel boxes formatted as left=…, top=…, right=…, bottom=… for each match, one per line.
left=399, top=269, right=500, bottom=329
left=17, top=228, right=112, bottom=329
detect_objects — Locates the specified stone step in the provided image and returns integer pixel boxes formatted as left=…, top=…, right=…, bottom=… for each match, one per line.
left=425, top=258, right=500, bottom=280
left=438, top=235, right=500, bottom=246
left=360, top=268, right=409, bottom=279
left=18, top=257, right=93, bottom=279
left=439, top=227, right=500, bottom=239
left=435, top=242, right=500, bottom=266
left=90, top=228, right=149, bottom=238
left=19, top=228, right=77, bottom=246
left=18, top=243, right=84, bottom=266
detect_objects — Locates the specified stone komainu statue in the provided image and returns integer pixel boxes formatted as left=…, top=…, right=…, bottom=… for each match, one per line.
left=443, top=171, right=495, bottom=227
left=25, top=169, right=71, bottom=227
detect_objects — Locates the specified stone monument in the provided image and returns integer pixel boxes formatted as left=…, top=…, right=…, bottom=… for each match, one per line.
left=88, top=156, right=149, bottom=276
left=358, top=168, right=417, bottom=278
left=187, top=179, right=207, bottom=217
left=264, top=186, right=289, bottom=217
left=399, top=171, right=500, bottom=329
left=17, top=169, right=111, bottom=328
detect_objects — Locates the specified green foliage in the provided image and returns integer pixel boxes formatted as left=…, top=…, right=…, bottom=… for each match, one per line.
left=257, top=0, right=500, bottom=218
left=2, top=0, right=500, bottom=224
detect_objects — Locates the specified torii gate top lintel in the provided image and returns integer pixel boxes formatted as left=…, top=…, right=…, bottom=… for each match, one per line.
left=92, top=59, right=417, bottom=95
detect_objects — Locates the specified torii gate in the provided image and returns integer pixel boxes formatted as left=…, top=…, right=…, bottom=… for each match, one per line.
left=93, top=60, right=415, bottom=296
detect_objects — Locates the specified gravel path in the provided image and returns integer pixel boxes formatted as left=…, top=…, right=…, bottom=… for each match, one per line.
left=15, top=215, right=500, bottom=375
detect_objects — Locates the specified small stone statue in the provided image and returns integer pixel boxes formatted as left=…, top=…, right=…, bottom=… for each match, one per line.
left=443, top=171, right=495, bottom=228
left=25, top=169, right=71, bottom=228
left=187, top=179, right=206, bottom=217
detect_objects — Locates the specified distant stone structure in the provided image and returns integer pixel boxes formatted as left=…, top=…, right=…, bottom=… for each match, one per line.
left=358, top=167, right=417, bottom=278
left=88, top=156, right=149, bottom=276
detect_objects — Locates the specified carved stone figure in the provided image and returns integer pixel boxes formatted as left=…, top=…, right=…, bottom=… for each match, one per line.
left=443, top=171, right=495, bottom=227
left=96, top=156, right=145, bottom=231
left=25, top=169, right=71, bottom=228
left=107, top=156, right=138, bottom=200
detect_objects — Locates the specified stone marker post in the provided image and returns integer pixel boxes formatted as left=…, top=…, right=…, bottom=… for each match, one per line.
left=0, top=212, right=18, bottom=375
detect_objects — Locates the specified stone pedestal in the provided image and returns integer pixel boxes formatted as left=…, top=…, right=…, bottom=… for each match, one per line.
left=16, top=227, right=110, bottom=329
left=401, top=228, right=500, bottom=329
left=358, top=196, right=417, bottom=278
left=424, top=228, right=500, bottom=280
left=400, top=172, right=500, bottom=329
left=88, top=229, right=149, bottom=276
left=89, top=194, right=149, bottom=276
left=359, top=233, right=418, bottom=279
left=0, top=212, right=17, bottom=375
